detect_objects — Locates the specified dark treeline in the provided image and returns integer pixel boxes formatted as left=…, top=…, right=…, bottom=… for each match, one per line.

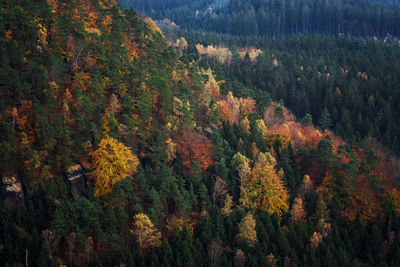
left=122, top=0, right=400, bottom=37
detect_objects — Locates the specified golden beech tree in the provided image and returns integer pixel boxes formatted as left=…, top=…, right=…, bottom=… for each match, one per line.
left=132, top=213, right=162, bottom=250
left=90, top=137, right=139, bottom=197
left=236, top=212, right=258, bottom=247
left=239, top=156, right=289, bottom=217
left=144, top=17, right=162, bottom=35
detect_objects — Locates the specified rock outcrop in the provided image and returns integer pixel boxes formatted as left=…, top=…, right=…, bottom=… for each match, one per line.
left=65, top=165, right=90, bottom=199
left=0, top=176, right=24, bottom=207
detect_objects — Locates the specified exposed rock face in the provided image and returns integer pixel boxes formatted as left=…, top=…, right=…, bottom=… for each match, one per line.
left=203, top=127, right=214, bottom=138
left=0, top=176, right=24, bottom=207
left=65, top=165, right=89, bottom=199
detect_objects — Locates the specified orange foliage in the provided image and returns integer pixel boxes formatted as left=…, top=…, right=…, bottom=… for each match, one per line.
left=342, top=176, right=380, bottom=225
left=217, top=92, right=255, bottom=124
left=123, top=33, right=139, bottom=61
left=265, top=132, right=292, bottom=153
left=47, top=0, right=58, bottom=12
left=5, top=29, right=13, bottom=42
left=17, top=100, right=32, bottom=131
left=291, top=195, right=307, bottom=225
left=174, top=127, right=215, bottom=170
left=389, top=189, right=400, bottom=215
left=239, top=98, right=256, bottom=118
left=101, top=14, right=113, bottom=33
left=79, top=0, right=100, bottom=35
left=72, top=72, right=91, bottom=92
left=263, top=105, right=344, bottom=153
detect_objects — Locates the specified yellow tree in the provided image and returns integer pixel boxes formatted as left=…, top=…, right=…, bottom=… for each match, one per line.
left=240, top=156, right=289, bottom=217
left=232, top=152, right=251, bottom=185
left=236, top=212, right=257, bottom=247
left=90, top=137, right=139, bottom=197
left=132, top=213, right=162, bottom=249
left=220, top=194, right=233, bottom=217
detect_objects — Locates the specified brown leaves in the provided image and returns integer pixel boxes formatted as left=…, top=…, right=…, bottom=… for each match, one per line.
left=341, top=176, right=380, bottom=225
left=291, top=195, right=307, bottom=225
left=212, top=177, right=228, bottom=204
left=174, top=127, right=214, bottom=170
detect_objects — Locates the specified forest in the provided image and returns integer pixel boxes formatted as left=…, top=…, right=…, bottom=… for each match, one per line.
left=1, top=0, right=400, bottom=266
left=122, top=0, right=400, bottom=37
left=177, top=31, right=400, bottom=156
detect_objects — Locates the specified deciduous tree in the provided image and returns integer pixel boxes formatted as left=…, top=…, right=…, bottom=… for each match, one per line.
left=291, top=195, right=307, bottom=225
left=239, top=156, right=289, bottom=216
left=220, top=194, right=233, bottom=217
left=132, top=213, right=162, bottom=250
left=236, top=212, right=257, bottom=246
left=90, top=136, right=139, bottom=197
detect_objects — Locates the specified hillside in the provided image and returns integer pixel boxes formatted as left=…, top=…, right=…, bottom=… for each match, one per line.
left=177, top=31, right=400, bottom=156
left=2, top=0, right=400, bottom=266
left=122, top=0, right=400, bottom=37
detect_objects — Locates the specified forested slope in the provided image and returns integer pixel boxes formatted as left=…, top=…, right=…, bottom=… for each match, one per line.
left=177, top=31, right=400, bottom=155
left=122, top=0, right=400, bottom=37
left=2, top=0, right=400, bottom=266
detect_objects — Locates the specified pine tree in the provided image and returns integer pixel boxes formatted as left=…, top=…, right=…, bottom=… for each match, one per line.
left=319, top=108, right=332, bottom=130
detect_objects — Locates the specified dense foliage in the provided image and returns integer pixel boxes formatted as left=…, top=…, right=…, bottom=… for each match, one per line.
left=122, top=0, right=400, bottom=37
left=2, top=0, right=400, bottom=266
left=179, top=31, right=400, bottom=155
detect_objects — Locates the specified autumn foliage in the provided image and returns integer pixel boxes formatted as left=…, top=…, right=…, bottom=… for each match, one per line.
left=90, top=137, right=139, bottom=197
left=132, top=213, right=162, bottom=250
left=217, top=92, right=255, bottom=124
left=174, top=127, right=214, bottom=170
left=236, top=212, right=258, bottom=247
left=342, top=176, right=380, bottom=225
left=291, top=195, right=307, bottom=225
left=239, top=153, right=289, bottom=216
